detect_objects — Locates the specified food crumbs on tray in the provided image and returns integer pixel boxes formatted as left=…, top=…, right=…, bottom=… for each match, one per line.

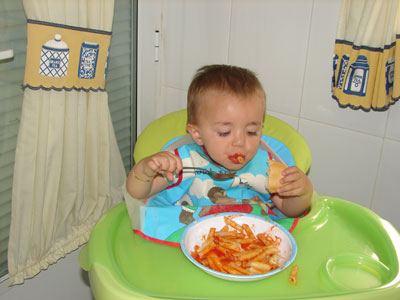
left=289, top=265, right=298, bottom=285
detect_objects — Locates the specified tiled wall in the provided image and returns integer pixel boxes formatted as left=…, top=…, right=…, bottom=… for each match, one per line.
left=138, top=0, right=400, bottom=230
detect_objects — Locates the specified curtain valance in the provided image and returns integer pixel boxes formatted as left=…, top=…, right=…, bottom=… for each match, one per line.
left=23, top=19, right=111, bottom=92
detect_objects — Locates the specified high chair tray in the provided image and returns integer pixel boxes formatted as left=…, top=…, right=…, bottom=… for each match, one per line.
left=79, top=193, right=400, bottom=300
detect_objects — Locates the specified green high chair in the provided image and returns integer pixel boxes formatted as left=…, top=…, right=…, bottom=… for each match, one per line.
left=79, top=109, right=400, bottom=300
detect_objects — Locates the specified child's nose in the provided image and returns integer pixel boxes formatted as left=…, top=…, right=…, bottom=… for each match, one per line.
left=232, top=131, right=245, bottom=146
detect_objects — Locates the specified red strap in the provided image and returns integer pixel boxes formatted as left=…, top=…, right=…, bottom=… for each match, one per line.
left=133, top=230, right=180, bottom=247
left=288, top=218, right=299, bottom=233
left=166, top=148, right=183, bottom=189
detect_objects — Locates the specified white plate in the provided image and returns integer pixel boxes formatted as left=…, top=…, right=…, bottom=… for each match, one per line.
left=180, top=213, right=297, bottom=282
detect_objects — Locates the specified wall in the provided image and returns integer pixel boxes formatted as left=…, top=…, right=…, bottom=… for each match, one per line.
left=137, top=0, right=400, bottom=231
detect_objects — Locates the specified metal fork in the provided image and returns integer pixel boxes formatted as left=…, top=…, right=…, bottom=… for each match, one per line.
left=182, top=167, right=236, bottom=180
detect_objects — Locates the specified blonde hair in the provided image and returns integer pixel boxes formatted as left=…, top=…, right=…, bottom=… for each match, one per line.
left=187, top=64, right=266, bottom=124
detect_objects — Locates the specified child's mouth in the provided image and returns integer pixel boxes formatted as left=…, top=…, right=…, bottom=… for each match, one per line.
left=228, top=153, right=245, bottom=164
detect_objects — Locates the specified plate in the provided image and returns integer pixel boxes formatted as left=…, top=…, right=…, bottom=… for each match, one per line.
left=180, top=213, right=297, bottom=282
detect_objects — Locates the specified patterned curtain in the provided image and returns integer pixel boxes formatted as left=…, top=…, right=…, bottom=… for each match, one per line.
left=8, top=0, right=126, bottom=285
left=332, top=0, right=399, bottom=111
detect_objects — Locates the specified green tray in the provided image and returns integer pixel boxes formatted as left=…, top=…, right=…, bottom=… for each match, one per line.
left=79, top=193, right=400, bottom=299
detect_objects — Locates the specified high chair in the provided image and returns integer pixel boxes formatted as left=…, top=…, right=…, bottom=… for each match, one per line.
left=79, top=109, right=400, bottom=300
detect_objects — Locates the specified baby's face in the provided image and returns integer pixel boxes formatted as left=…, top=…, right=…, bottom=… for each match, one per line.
left=188, top=90, right=265, bottom=170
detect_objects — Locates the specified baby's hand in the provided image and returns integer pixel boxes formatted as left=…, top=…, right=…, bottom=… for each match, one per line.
left=135, top=151, right=183, bottom=182
left=275, top=166, right=312, bottom=198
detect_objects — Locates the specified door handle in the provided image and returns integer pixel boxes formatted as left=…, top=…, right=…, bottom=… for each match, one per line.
left=0, top=49, right=14, bottom=62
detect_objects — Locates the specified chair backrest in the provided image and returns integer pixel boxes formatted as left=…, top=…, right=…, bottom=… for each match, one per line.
left=134, top=109, right=311, bottom=173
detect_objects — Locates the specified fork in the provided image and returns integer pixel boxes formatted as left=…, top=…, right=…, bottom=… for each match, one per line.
left=182, top=167, right=236, bottom=180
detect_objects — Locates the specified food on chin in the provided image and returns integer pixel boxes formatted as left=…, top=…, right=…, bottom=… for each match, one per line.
left=266, top=160, right=288, bottom=193
left=228, top=153, right=245, bottom=164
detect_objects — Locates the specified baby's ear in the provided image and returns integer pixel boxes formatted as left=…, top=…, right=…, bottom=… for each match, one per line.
left=186, top=123, right=204, bottom=146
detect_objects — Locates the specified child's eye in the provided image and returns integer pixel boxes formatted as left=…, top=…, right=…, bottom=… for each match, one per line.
left=218, top=131, right=230, bottom=137
left=247, top=131, right=258, bottom=136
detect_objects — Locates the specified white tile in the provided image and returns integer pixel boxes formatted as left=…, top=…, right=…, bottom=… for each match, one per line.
left=267, top=110, right=299, bottom=131
left=299, top=119, right=383, bottom=208
left=156, top=87, right=187, bottom=119
left=161, top=0, right=231, bottom=90
left=371, top=139, right=400, bottom=231
left=386, top=101, right=400, bottom=141
left=229, top=0, right=313, bottom=117
left=300, top=0, right=389, bottom=137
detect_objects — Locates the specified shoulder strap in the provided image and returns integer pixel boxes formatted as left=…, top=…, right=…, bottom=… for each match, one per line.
left=260, top=139, right=288, bottom=166
left=163, top=134, right=195, bottom=152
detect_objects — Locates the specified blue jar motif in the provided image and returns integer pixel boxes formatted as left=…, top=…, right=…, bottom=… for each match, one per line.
left=78, top=42, right=99, bottom=79
left=332, top=54, right=338, bottom=90
left=336, top=54, right=349, bottom=89
left=39, top=34, right=69, bottom=77
left=385, top=56, right=394, bottom=95
left=344, top=55, right=369, bottom=96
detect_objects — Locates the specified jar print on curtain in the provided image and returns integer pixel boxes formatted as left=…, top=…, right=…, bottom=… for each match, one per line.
left=336, top=54, right=350, bottom=90
left=332, top=54, right=339, bottom=91
left=78, top=42, right=99, bottom=79
left=385, top=56, right=394, bottom=95
left=343, top=55, right=369, bottom=97
left=39, top=34, right=69, bottom=77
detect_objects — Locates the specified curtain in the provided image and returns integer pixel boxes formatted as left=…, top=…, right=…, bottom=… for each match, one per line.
left=8, top=0, right=126, bottom=285
left=332, top=0, right=400, bottom=111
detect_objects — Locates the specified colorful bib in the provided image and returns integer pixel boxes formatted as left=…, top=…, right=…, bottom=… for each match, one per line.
left=126, top=135, right=299, bottom=247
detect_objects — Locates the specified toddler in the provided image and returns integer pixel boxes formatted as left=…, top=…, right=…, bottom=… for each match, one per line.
left=126, top=65, right=312, bottom=217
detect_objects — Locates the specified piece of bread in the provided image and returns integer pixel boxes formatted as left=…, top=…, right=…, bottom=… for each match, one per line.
left=266, top=160, right=287, bottom=193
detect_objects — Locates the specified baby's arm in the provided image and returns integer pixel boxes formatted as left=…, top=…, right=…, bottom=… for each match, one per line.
left=270, top=166, right=313, bottom=217
left=126, top=151, right=183, bottom=199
